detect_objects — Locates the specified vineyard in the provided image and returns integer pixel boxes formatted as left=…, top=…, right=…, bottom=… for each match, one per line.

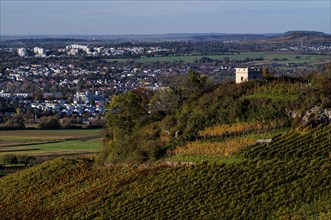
left=244, top=124, right=331, bottom=160
left=1, top=124, right=330, bottom=219
left=173, top=137, right=256, bottom=156
left=243, top=81, right=304, bottom=101
left=170, top=120, right=285, bottom=163
left=198, top=120, right=286, bottom=139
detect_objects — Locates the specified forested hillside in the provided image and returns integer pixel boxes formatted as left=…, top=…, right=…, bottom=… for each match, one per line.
left=99, top=70, right=331, bottom=164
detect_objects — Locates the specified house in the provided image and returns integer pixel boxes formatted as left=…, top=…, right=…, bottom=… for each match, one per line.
left=235, top=67, right=262, bottom=84
left=14, top=93, right=33, bottom=98
left=0, top=92, right=12, bottom=98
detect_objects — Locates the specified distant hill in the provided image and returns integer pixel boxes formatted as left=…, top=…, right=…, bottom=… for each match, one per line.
left=1, top=33, right=269, bottom=42
left=262, top=31, right=331, bottom=43
left=281, top=31, right=330, bottom=38
left=1, top=31, right=329, bottom=43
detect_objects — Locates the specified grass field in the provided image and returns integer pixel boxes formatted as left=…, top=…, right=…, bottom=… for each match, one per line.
left=0, top=129, right=102, bottom=156
left=0, top=140, right=102, bottom=156
left=105, top=52, right=330, bottom=64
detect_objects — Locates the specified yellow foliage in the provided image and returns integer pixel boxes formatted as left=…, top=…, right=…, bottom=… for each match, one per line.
left=198, top=120, right=284, bottom=138
left=174, top=137, right=256, bottom=156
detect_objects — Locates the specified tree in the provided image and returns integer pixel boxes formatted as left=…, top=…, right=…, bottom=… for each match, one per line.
left=262, top=67, right=271, bottom=79
left=106, top=91, right=146, bottom=135
left=187, top=69, right=207, bottom=90
left=101, top=91, right=149, bottom=164
left=5, top=114, right=25, bottom=129
left=34, top=90, right=44, bottom=101
left=223, top=57, right=230, bottom=64
left=181, top=70, right=208, bottom=101
left=38, top=116, right=60, bottom=129
left=0, top=154, right=17, bottom=164
left=149, top=88, right=182, bottom=115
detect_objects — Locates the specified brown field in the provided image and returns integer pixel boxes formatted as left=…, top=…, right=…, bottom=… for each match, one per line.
left=0, top=129, right=101, bottom=139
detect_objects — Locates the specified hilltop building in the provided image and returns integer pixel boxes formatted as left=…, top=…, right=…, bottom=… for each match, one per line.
left=235, top=67, right=262, bottom=83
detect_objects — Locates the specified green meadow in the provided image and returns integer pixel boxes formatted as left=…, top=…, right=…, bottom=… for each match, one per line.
left=105, top=52, right=329, bottom=64
left=0, top=129, right=102, bottom=156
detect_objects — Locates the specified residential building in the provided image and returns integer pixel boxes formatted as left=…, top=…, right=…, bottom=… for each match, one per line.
left=18, top=48, right=27, bottom=57
left=33, top=47, right=46, bottom=57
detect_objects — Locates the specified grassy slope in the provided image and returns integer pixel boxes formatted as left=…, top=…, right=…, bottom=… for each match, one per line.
left=1, top=125, right=330, bottom=219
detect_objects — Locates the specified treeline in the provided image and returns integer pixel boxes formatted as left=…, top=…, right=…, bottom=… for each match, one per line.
left=99, top=68, right=331, bottom=164
left=0, top=154, right=36, bottom=166
left=0, top=114, right=104, bottom=130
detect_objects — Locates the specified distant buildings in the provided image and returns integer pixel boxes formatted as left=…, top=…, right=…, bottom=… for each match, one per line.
left=66, top=44, right=89, bottom=56
left=0, top=91, right=33, bottom=98
left=17, top=48, right=27, bottom=57
left=33, top=47, right=46, bottom=57
left=235, top=67, right=262, bottom=83
left=66, top=44, right=89, bottom=51
left=14, top=44, right=170, bottom=58
left=73, top=91, right=105, bottom=104
left=17, top=47, right=46, bottom=57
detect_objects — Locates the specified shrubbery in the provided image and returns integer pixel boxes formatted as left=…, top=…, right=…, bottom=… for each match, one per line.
left=0, top=154, right=35, bottom=165
left=2, top=114, right=25, bottom=129
left=38, top=116, right=61, bottom=129
left=0, top=154, right=18, bottom=165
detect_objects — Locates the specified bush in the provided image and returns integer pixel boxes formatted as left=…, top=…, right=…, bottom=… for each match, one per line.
left=4, top=114, right=25, bottom=129
left=0, top=154, right=18, bottom=165
left=17, top=155, right=35, bottom=165
left=38, top=116, right=60, bottom=129
left=0, top=154, right=35, bottom=165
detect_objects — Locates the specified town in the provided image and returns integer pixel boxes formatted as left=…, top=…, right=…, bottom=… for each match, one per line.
left=1, top=32, right=330, bottom=129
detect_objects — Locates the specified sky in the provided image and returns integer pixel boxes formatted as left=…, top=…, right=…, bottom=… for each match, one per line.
left=1, top=0, right=330, bottom=35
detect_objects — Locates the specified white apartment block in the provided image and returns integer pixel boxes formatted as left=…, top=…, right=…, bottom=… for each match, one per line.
left=33, top=47, right=46, bottom=57
left=17, top=48, right=27, bottom=57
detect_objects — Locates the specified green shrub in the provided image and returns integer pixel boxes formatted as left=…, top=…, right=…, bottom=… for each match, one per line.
left=0, top=154, right=35, bottom=165
left=38, top=116, right=60, bottom=129
left=17, top=155, right=35, bottom=165
left=0, top=154, right=18, bottom=165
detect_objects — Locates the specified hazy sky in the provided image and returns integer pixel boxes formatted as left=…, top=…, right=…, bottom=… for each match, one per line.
left=1, top=0, right=330, bottom=35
